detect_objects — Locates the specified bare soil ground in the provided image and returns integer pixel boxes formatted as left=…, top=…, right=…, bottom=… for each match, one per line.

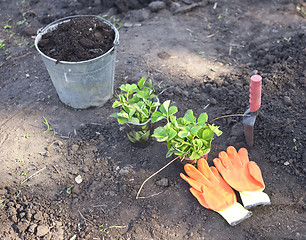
left=0, top=0, right=305, bottom=239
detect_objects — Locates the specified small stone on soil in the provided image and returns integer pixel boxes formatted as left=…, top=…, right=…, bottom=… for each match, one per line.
left=52, top=227, right=65, bottom=240
left=0, top=189, right=7, bottom=195
left=81, top=166, right=89, bottom=173
left=119, top=165, right=133, bottom=175
left=170, top=2, right=181, bottom=11
left=24, top=19, right=43, bottom=36
left=28, top=223, right=37, bottom=233
left=72, top=186, right=81, bottom=195
left=209, top=98, right=217, bottom=105
left=75, top=175, right=83, bottom=184
left=123, top=22, right=133, bottom=28
left=283, top=96, right=292, bottom=106
left=16, top=221, right=28, bottom=234
left=182, top=0, right=192, bottom=5
left=71, top=144, right=79, bottom=152
left=7, top=206, right=17, bottom=216
left=137, top=9, right=150, bottom=22
left=157, top=51, right=171, bottom=60
left=10, top=215, right=18, bottom=222
left=214, top=78, right=223, bottom=87
left=7, top=201, right=14, bottom=207
left=156, top=178, right=169, bottom=187
left=270, top=155, right=278, bottom=163
left=149, top=1, right=166, bottom=12
left=36, top=225, right=50, bottom=237
left=33, top=211, right=44, bottom=221
left=182, top=90, right=189, bottom=97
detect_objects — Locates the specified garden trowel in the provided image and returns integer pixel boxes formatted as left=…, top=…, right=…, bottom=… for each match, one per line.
left=243, top=75, right=262, bottom=146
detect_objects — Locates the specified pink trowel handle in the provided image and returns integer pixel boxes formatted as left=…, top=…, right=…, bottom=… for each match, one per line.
left=249, top=75, right=262, bottom=112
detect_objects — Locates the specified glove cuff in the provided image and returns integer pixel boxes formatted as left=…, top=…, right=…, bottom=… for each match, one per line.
left=216, top=202, right=252, bottom=226
left=240, top=191, right=271, bottom=209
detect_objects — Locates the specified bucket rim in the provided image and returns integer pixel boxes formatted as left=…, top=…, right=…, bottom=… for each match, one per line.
left=34, top=15, right=120, bottom=64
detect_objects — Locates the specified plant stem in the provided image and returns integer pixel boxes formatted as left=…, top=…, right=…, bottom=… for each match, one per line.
left=21, top=166, right=46, bottom=184
left=136, top=155, right=181, bottom=199
left=208, top=114, right=251, bottom=123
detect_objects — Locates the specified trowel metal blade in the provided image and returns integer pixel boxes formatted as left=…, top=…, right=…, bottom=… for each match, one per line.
left=243, top=108, right=257, bottom=147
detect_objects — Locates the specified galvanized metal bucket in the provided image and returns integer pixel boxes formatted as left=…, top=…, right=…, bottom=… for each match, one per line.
left=35, top=15, right=120, bottom=109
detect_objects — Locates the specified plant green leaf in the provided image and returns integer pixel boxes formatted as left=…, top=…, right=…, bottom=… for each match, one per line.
left=128, top=107, right=136, bottom=118
left=209, top=125, right=223, bottom=136
left=168, top=106, right=178, bottom=116
left=169, top=115, right=179, bottom=129
left=117, top=117, right=127, bottom=124
left=112, top=101, right=121, bottom=108
left=110, top=113, right=119, bottom=118
left=118, top=94, right=125, bottom=103
left=203, top=148, right=210, bottom=155
left=202, top=129, right=215, bottom=140
left=120, top=83, right=138, bottom=93
left=142, top=108, right=149, bottom=118
left=191, top=126, right=202, bottom=135
left=184, top=110, right=196, bottom=123
left=189, top=151, right=201, bottom=160
left=138, top=77, right=146, bottom=89
left=160, top=100, right=170, bottom=115
left=180, top=125, right=191, bottom=133
left=198, top=113, right=208, bottom=123
left=193, top=139, right=203, bottom=149
left=178, top=131, right=189, bottom=138
left=117, top=112, right=129, bottom=119
left=129, top=84, right=138, bottom=92
left=196, top=128, right=204, bottom=138
left=152, top=127, right=168, bottom=142
left=120, top=84, right=128, bottom=92
left=166, top=147, right=175, bottom=158
left=136, top=91, right=147, bottom=99
left=177, top=117, right=186, bottom=126
left=168, top=127, right=177, bottom=141
left=151, top=111, right=165, bottom=123
left=129, top=117, right=140, bottom=124
left=151, top=101, right=160, bottom=108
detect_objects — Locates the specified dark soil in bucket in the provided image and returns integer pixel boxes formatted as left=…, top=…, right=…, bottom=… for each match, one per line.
left=38, top=16, right=115, bottom=62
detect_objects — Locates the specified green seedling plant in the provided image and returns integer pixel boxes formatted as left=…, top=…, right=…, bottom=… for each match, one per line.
left=66, top=186, right=72, bottom=194
left=0, top=199, right=5, bottom=209
left=3, top=18, right=12, bottom=29
left=101, top=15, right=122, bottom=29
left=111, top=77, right=160, bottom=144
left=292, top=138, right=302, bottom=151
left=0, top=41, right=5, bottom=49
left=16, top=158, right=23, bottom=163
left=151, top=100, right=222, bottom=160
left=24, top=134, right=30, bottom=139
left=42, top=116, right=53, bottom=133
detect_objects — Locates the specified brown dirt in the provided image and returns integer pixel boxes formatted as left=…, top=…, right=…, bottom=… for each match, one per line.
left=0, top=0, right=305, bottom=240
left=38, top=16, right=115, bottom=62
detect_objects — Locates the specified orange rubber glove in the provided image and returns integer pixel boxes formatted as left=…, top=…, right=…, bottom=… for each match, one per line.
left=180, top=158, right=251, bottom=226
left=213, top=146, right=270, bottom=209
